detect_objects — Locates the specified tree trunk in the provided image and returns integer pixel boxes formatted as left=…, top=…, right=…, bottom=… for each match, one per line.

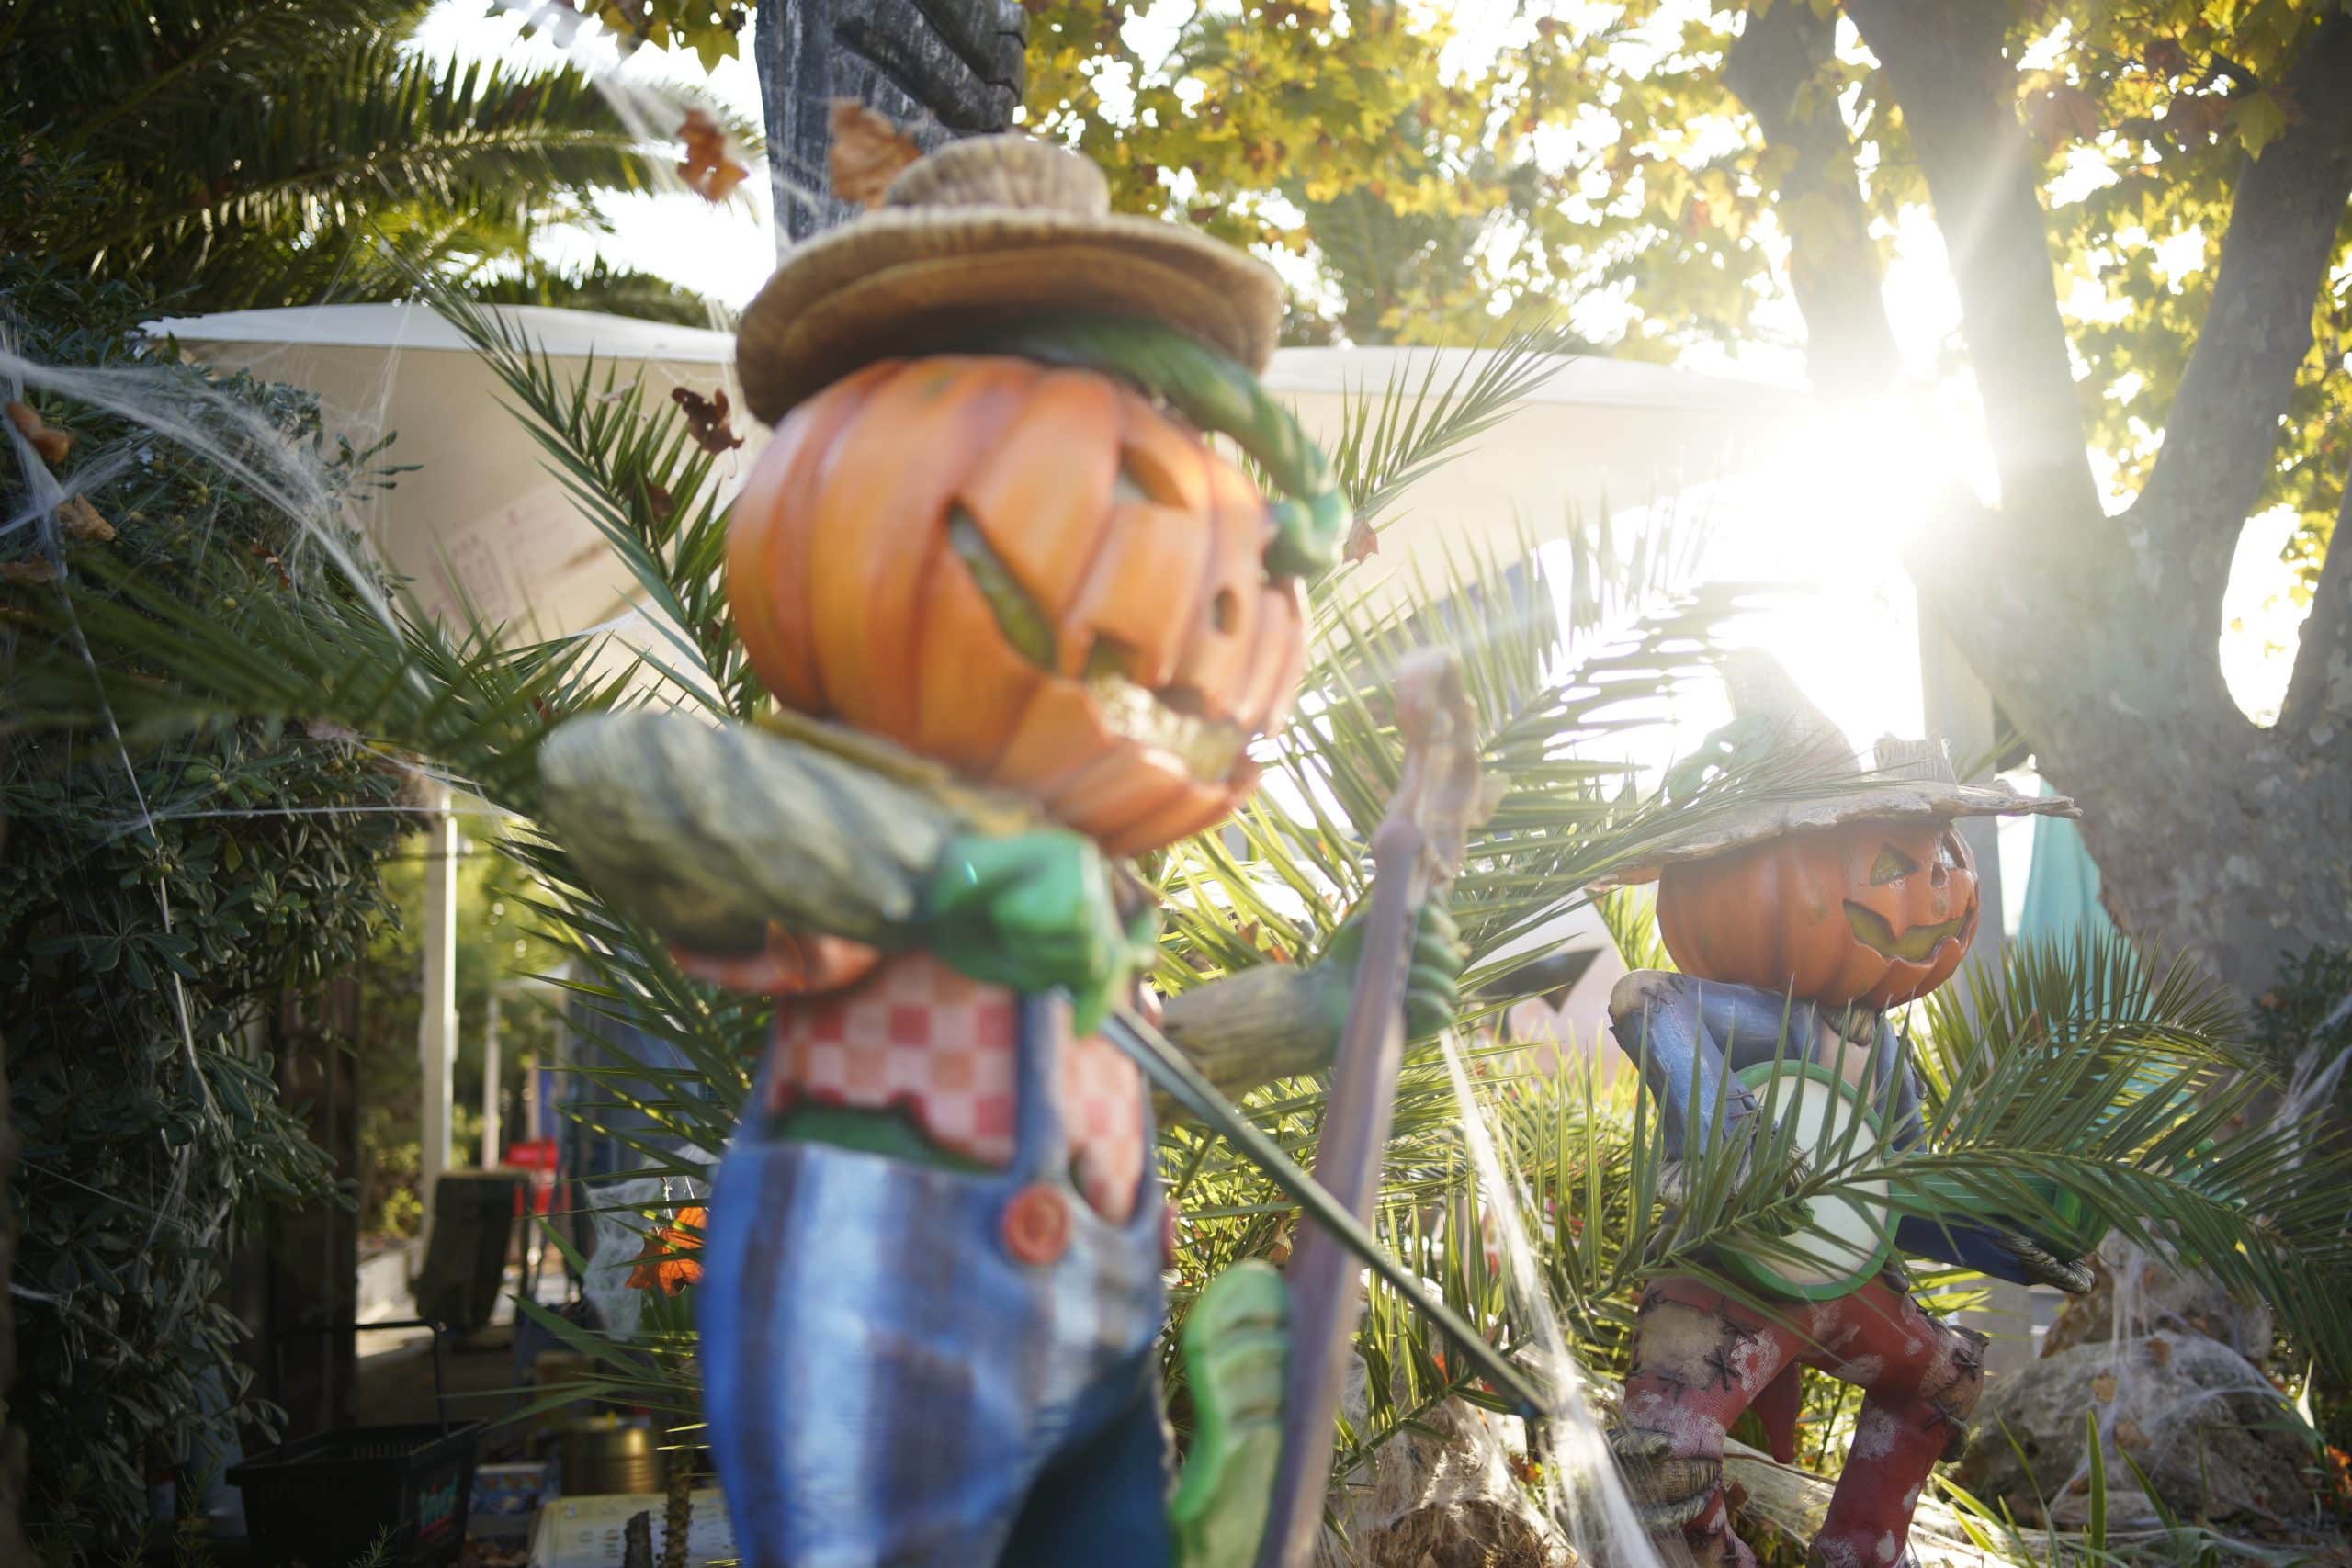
left=754, top=0, right=1027, bottom=243
left=1732, top=0, right=2352, bottom=1005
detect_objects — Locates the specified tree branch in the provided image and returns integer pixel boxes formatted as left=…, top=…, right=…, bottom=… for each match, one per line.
left=2130, top=13, right=2352, bottom=644
left=2278, top=476, right=2352, bottom=739
left=1724, top=0, right=1903, bottom=400
left=1839, top=0, right=2106, bottom=533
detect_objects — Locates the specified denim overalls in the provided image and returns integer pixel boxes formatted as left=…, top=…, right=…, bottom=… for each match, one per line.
left=1612, top=971, right=2061, bottom=1285
left=697, top=989, right=1174, bottom=1568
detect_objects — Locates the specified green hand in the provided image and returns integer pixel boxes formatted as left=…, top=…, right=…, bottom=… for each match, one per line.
left=1170, top=1261, right=1289, bottom=1568
left=925, top=830, right=1157, bottom=1033
left=1319, top=899, right=1465, bottom=1042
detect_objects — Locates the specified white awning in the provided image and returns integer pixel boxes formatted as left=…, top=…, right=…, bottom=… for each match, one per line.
left=153, top=303, right=1805, bottom=640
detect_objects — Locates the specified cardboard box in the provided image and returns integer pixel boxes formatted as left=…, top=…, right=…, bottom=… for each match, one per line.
left=526, top=1490, right=734, bottom=1567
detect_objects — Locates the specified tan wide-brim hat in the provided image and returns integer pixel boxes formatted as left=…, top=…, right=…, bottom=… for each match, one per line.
left=1593, top=738, right=2080, bottom=889
left=737, top=135, right=1283, bottom=423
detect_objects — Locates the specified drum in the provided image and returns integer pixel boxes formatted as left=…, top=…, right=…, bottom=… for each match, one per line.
left=1713, top=1062, right=1896, bottom=1301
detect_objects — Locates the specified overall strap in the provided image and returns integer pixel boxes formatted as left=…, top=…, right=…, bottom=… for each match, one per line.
left=1008, top=992, right=1072, bottom=1184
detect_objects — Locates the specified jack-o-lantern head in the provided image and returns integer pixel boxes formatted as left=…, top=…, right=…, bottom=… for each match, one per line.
left=1655, top=818, right=1981, bottom=1009
left=725, top=354, right=1308, bottom=856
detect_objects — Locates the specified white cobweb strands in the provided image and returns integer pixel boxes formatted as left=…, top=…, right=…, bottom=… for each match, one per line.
left=1435, top=1030, right=1676, bottom=1568
left=0, top=340, right=403, bottom=635
left=2, top=325, right=239, bottom=1293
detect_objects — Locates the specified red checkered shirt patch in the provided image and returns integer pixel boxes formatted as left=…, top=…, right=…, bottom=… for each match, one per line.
left=758, top=950, right=1148, bottom=1224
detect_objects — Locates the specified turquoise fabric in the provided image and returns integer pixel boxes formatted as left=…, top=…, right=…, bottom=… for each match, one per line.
left=2017, top=781, right=2118, bottom=944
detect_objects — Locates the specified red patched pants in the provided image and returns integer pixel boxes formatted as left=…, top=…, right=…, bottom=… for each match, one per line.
left=1612, top=1275, right=1988, bottom=1568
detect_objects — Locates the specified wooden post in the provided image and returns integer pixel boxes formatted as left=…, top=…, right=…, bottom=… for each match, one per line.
left=481, top=987, right=503, bottom=1169
left=418, top=787, right=458, bottom=1261
left=752, top=0, right=1028, bottom=243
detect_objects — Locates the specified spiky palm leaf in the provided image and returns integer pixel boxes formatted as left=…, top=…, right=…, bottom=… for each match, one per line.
left=469, top=257, right=729, bottom=329
left=5, top=0, right=749, bottom=314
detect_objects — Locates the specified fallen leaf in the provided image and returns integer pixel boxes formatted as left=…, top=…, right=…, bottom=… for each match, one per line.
left=2115, top=1417, right=2149, bottom=1450
left=2092, top=1370, right=2117, bottom=1403
left=6, top=400, right=72, bottom=466
left=1343, top=513, right=1379, bottom=564
left=2148, top=1335, right=2170, bottom=1367
left=2, top=558, right=57, bottom=585
left=671, top=386, right=743, bottom=455
left=676, top=107, right=750, bottom=203
left=829, top=99, right=922, bottom=208
left=59, top=495, right=114, bottom=542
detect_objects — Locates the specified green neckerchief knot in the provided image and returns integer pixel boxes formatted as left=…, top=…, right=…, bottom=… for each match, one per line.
left=950, top=312, right=1349, bottom=582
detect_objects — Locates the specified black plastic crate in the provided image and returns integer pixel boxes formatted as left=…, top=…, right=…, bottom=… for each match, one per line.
left=230, top=1420, right=480, bottom=1567
left=232, top=1318, right=479, bottom=1567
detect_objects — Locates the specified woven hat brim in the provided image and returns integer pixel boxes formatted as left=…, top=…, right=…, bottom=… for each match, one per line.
left=737, top=209, right=1283, bottom=423
left=1593, top=781, right=2080, bottom=889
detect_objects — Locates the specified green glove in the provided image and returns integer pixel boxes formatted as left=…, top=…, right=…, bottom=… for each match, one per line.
left=1170, top=1261, right=1289, bottom=1568
left=925, top=830, right=1159, bottom=1033
left=1318, top=900, right=1464, bottom=1043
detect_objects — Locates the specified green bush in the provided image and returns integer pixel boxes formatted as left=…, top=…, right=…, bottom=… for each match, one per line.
left=1, top=186, right=407, bottom=1551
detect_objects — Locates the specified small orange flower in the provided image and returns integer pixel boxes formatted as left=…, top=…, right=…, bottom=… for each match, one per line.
left=626, top=1206, right=707, bottom=1294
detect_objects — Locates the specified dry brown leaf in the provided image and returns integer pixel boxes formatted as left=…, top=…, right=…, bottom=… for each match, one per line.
left=2148, top=1335, right=2171, bottom=1367
left=2, top=558, right=57, bottom=585
left=2114, top=1417, right=2149, bottom=1450
left=675, top=107, right=750, bottom=204
left=1342, top=513, right=1380, bottom=565
left=829, top=98, right=922, bottom=208
left=2092, top=1370, right=2117, bottom=1403
left=59, top=495, right=113, bottom=543
left=670, top=386, right=743, bottom=456
left=6, top=400, right=72, bottom=466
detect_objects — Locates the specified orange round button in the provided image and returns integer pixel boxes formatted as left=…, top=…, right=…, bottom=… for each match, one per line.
left=1001, top=1183, right=1071, bottom=1266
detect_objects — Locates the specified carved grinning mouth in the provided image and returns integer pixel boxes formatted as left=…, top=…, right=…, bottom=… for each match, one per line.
left=947, top=506, right=1250, bottom=783
left=1841, top=901, right=1968, bottom=964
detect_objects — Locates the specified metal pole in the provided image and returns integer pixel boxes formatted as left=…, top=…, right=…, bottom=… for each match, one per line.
left=481, top=987, right=503, bottom=1169
left=417, top=785, right=458, bottom=1260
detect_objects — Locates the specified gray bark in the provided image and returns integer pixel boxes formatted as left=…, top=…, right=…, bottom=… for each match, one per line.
left=1724, top=0, right=1904, bottom=402
left=755, top=0, right=1026, bottom=242
left=1730, top=0, right=2352, bottom=1004
left=2129, top=16, right=2352, bottom=660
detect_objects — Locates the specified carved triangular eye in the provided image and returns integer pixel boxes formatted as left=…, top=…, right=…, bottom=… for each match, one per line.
left=1870, top=844, right=1921, bottom=884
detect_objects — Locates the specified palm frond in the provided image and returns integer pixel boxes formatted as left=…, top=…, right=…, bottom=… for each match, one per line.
left=1325, top=325, right=1577, bottom=533
left=468, top=256, right=729, bottom=329
left=432, top=288, right=759, bottom=716
left=15, top=0, right=414, bottom=150
left=87, top=45, right=652, bottom=277
left=1594, top=886, right=1673, bottom=974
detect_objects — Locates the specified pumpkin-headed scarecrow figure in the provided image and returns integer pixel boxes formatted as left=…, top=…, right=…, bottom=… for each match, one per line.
left=535, top=131, right=1461, bottom=1568
left=1601, top=652, right=2094, bottom=1568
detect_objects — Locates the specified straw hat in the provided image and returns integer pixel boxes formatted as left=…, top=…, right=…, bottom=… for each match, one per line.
left=736, top=135, right=1284, bottom=423
left=1595, top=737, right=2079, bottom=889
